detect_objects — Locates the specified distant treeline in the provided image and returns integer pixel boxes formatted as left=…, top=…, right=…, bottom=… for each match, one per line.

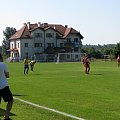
left=81, top=43, right=120, bottom=59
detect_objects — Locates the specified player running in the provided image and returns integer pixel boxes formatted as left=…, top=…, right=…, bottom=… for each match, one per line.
left=83, top=54, right=90, bottom=74
left=23, top=57, right=29, bottom=74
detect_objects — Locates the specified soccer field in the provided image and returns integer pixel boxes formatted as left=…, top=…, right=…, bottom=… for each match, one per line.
left=0, top=60, right=120, bottom=120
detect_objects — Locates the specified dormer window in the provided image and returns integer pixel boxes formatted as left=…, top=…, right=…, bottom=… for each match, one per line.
left=46, top=33, right=54, bottom=38
left=74, top=38, right=78, bottom=42
left=34, top=33, right=42, bottom=38
left=67, top=38, right=71, bottom=42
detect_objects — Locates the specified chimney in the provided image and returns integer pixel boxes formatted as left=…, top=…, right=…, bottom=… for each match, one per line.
left=27, top=22, right=30, bottom=29
left=54, top=25, right=56, bottom=30
left=65, top=25, right=68, bottom=28
left=38, top=22, right=41, bottom=27
left=23, top=23, right=27, bottom=26
left=43, top=23, right=48, bottom=27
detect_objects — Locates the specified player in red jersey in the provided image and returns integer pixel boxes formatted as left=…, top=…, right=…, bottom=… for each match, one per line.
left=117, top=55, right=120, bottom=67
left=83, top=55, right=90, bottom=74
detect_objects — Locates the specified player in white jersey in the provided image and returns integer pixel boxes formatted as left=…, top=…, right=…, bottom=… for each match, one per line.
left=0, top=53, right=13, bottom=120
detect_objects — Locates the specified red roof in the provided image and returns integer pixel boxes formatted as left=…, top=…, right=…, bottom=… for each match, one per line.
left=10, top=24, right=31, bottom=40
left=10, top=23, right=84, bottom=40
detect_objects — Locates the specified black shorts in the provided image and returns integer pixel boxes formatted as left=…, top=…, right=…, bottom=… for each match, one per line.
left=0, top=86, right=13, bottom=102
left=24, top=65, right=29, bottom=69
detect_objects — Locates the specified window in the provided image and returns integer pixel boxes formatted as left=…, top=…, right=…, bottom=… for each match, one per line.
left=74, top=38, right=78, bottom=42
left=67, top=38, right=71, bottom=42
left=25, top=43, right=28, bottom=47
left=47, top=43, right=51, bottom=47
left=67, top=54, right=70, bottom=59
left=47, top=43, right=54, bottom=47
left=34, top=43, right=42, bottom=47
left=18, top=43, right=19, bottom=48
left=52, top=43, right=54, bottom=47
left=40, top=43, right=42, bottom=47
left=25, top=52, right=28, bottom=56
left=34, top=53, right=39, bottom=55
left=34, top=33, right=42, bottom=38
left=35, top=43, right=39, bottom=47
left=12, top=44, right=13, bottom=48
left=46, top=33, right=54, bottom=38
left=74, top=47, right=78, bottom=52
left=60, top=43, right=64, bottom=47
left=75, top=55, right=78, bottom=58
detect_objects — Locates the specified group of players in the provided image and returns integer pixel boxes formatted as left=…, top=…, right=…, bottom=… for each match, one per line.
left=24, top=55, right=91, bottom=75
left=24, top=54, right=120, bottom=75
left=23, top=55, right=91, bottom=75
left=23, top=57, right=36, bottom=74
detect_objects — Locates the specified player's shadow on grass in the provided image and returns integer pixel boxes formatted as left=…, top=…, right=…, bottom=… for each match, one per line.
left=13, top=94, right=27, bottom=97
left=29, top=73, right=41, bottom=75
left=90, top=73, right=103, bottom=76
left=0, top=108, right=16, bottom=117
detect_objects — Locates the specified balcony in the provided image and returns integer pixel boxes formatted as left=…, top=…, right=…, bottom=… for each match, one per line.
left=64, top=41, right=80, bottom=47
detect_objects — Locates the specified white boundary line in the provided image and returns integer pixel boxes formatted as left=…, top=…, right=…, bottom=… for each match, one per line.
left=14, top=97, right=85, bottom=120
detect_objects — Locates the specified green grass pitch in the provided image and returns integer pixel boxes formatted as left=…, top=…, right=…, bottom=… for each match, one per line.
left=0, top=60, right=120, bottom=120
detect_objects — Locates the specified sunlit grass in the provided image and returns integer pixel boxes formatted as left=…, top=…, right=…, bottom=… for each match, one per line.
left=0, top=60, right=120, bottom=120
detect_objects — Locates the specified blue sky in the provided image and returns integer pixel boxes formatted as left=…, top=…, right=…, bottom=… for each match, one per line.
left=0, top=0, right=120, bottom=45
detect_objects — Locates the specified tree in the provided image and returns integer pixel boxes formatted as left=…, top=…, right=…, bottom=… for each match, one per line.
left=2, top=27, right=16, bottom=55
left=114, top=42, right=120, bottom=58
left=81, top=44, right=116, bottom=59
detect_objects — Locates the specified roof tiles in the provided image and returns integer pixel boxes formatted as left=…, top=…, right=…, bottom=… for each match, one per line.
left=10, top=23, right=83, bottom=40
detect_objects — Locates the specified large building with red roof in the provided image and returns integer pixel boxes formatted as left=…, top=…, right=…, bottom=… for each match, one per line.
left=9, top=22, right=84, bottom=61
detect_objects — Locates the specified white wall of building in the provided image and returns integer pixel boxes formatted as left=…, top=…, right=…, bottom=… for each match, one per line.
left=9, top=28, right=82, bottom=60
